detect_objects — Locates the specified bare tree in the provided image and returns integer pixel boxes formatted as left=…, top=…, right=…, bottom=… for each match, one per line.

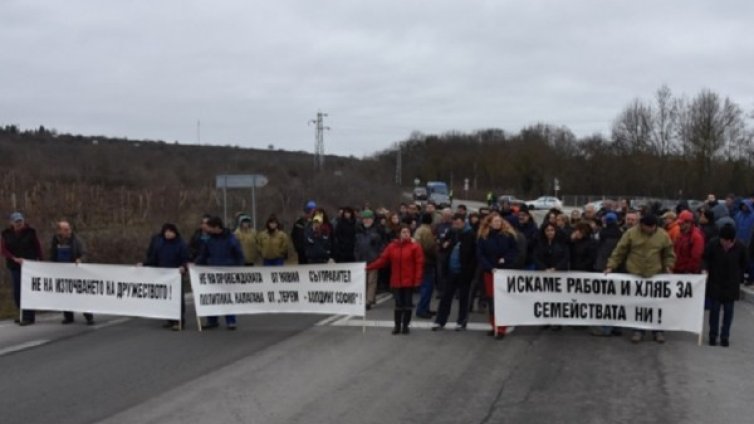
left=612, top=99, right=653, bottom=153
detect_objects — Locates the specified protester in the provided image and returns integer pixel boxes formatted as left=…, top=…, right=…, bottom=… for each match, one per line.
left=366, top=225, right=424, bottom=335
left=384, top=212, right=402, bottom=241
left=673, top=211, right=704, bottom=275
left=663, top=211, right=680, bottom=242
left=234, top=214, right=257, bottom=266
left=433, top=213, right=477, bottom=331
left=188, top=214, right=211, bottom=261
left=570, top=209, right=582, bottom=225
left=477, top=214, right=518, bottom=339
left=734, top=200, right=754, bottom=285
left=534, top=223, right=570, bottom=272
left=556, top=213, right=572, bottom=238
left=570, top=222, right=597, bottom=272
left=1, top=212, right=42, bottom=325
left=516, top=207, right=538, bottom=270
left=195, top=217, right=244, bottom=330
left=435, top=208, right=455, bottom=297
left=699, top=210, right=718, bottom=243
left=143, top=223, right=190, bottom=330
left=606, top=214, right=676, bottom=343
left=414, top=213, right=438, bottom=319
left=333, top=207, right=357, bottom=263
left=594, top=213, right=622, bottom=272
left=706, top=194, right=729, bottom=222
left=704, top=224, right=746, bottom=347
left=354, top=210, right=384, bottom=309
left=51, top=220, right=94, bottom=325
left=623, top=211, right=640, bottom=231
left=292, top=201, right=316, bottom=264
left=256, top=214, right=289, bottom=266
left=304, top=210, right=333, bottom=264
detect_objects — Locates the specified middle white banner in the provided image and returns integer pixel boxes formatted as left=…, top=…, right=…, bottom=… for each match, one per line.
left=189, top=263, right=366, bottom=317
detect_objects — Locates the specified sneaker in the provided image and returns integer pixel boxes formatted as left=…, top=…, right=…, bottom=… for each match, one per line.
left=431, top=324, right=444, bottom=332
left=631, top=331, right=642, bottom=343
left=721, top=339, right=730, bottom=347
left=455, top=324, right=467, bottom=332
left=654, top=332, right=665, bottom=344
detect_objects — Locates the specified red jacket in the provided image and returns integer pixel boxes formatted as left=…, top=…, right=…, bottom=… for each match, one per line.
left=673, top=226, right=704, bottom=273
left=367, top=238, right=424, bottom=288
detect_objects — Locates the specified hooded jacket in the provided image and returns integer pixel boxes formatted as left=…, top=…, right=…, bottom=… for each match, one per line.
left=673, top=225, right=704, bottom=274
left=704, top=238, right=747, bottom=302
left=734, top=200, right=754, bottom=246
left=366, top=238, right=425, bottom=288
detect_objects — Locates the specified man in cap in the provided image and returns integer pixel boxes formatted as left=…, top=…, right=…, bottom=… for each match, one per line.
left=292, top=201, right=316, bottom=264
left=1, top=212, right=43, bottom=325
left=606, top=214, right=676, bottom=343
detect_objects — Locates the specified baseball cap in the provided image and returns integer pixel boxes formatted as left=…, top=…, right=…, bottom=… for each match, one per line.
left=678, top=210, right=694, bottom=223
left=9, top=212, right=24, bottom=222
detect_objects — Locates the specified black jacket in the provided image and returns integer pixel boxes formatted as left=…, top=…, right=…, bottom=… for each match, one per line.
left=2, top=226, right=42, bottom=270
left=334, top=217, right=357, bottom=263
left=570, top=237, right=597, bottom=272
left=447, top=228, right=477, bottom=281
left=704, top=238, right=747, bottom=302
left=534, top=238, right=570, bottom=271
left=594, top=224, right=623, bottom=271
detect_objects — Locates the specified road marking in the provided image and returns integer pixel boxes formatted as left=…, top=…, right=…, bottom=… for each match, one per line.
left=315, top=315, right=345, bottom=326
left=90, top=317, right=131, bottom=330
left=0, top=339, right=51, bottom=357
left=330, top=319, right=516, bottom=334
left=315, top=292, right=394, bottom=326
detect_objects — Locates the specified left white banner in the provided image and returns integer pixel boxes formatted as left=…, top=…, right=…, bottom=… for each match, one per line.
left=21, top=261, right=182, bottom=320
left=189, top=263, right=366, bottom=317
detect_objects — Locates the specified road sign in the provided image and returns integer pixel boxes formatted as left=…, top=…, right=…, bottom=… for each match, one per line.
left=216, top=174, right=268, bottom=189
left=215, top=174, right=268, bottom=229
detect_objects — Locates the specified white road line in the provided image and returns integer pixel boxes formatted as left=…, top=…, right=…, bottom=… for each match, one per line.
left=90, top=317, right=131, bottom=330
left=375, top=293, right=392, bottom=305
left=315, top=292, right=395, bottom=326
left=330, top=319, right=516, bottom=334
left=315, top=315, right=345, bottom=326
left=0, top=339, right=51, bottom=357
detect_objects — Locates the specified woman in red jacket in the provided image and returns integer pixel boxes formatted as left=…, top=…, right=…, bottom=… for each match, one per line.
left=367, top=225, right=425, bottom=335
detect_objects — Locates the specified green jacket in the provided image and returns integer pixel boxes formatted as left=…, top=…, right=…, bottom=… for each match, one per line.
left=256, top=229, right=289, bottom=261
left=607, top=226, right=676, bottom=278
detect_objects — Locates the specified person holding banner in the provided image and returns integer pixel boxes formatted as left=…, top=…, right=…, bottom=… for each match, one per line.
left=1, top=212, right=42, bottom=325
left=606, top=214, right=676, bottom=344
left=703, top=224, right=745, bottom=347
left=477, top=214, right=518, bottom=339
left=366, top=224, right=424, bottom=335
left=256, top=215, right=289, bottom=266
left=196, top=217, right=244, bottom=330
left=143, top=223, right=190, bottom=331
left=51, top=220, right=94, bottom=325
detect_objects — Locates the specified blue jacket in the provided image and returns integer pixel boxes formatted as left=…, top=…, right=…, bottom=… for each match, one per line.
left=145, top=235, right=189, bottom=268
left=477, top=230, right=518, bottom=272
left=734, top=200, right=754, bottom=245
left=196, top=230, right=245, bottom=266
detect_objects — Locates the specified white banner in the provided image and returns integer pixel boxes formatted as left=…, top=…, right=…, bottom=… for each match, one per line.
left=21, top=261, right=182, bottom=320
left=189, top=263, right=366, bottom=317
left=494, top=270, right=706, bottom=334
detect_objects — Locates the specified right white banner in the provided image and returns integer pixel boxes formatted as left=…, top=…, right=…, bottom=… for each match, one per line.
left=494, top=270, right=706, bottom=334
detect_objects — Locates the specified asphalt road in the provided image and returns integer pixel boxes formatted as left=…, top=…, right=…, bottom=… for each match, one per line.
left=1, top=292, right=753, bottom=424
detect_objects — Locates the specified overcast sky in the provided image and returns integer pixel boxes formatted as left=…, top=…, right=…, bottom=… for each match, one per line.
left=1, top=0, right=752, bottom=157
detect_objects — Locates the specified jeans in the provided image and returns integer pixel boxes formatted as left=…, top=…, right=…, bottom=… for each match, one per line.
left=263, top=258, right=285, bottom=266
left=206, top=315, right=237, bottom=326
left=708, top=300, right=734, bottom=340
left=10, top=269, right=35, bottom=322
left=416, top=264, right=435, bottom=315
left=435, top=272, right=471, bottom=326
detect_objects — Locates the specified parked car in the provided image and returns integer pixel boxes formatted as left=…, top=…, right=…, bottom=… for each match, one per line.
left=498, top=195, right=525, bottom=207
left=527, top=196, right=563, bottom=210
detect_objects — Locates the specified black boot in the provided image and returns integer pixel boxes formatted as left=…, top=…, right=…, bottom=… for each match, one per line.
left=392, top=310, right=401, bottom=335
left=401, top=310, right=412, bottom=335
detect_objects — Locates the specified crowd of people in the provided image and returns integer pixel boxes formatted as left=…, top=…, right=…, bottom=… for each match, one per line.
left=1, top=193, right=752, bottom=346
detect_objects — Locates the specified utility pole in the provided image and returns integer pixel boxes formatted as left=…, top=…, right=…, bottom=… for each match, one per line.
left=309, top=112, right=330, bottom=171
left=196, top=119, right=201, bottom=145
left=395, top=145, right=402, bottom=185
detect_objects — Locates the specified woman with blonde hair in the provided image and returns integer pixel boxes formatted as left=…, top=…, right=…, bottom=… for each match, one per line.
left=477, top=214, right=519, bottom=339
